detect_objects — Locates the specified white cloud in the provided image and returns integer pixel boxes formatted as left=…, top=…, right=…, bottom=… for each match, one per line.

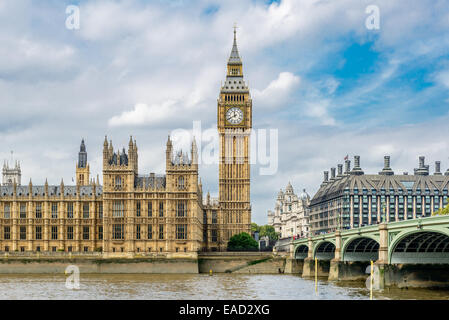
left=108, top=100, right=177, bottom=127
left=435, top=69, right=449, bottom=88
left=0, top=35, right=76, bottom=77
left=304, top=100, right=336, bottom=126
left=253, top=72, right=300, bottom=109
left=0, top=0, right=448, bottom=226
left=260, top=115, right=449, bottom=224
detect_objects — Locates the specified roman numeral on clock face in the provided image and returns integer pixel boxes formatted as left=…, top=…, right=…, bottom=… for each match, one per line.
left=226, top=107, right=243, bottom=124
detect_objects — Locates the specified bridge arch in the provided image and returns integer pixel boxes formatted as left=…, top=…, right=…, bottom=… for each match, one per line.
left=341, top=236, right=379, bottom=262
left=294, top=245, right=309, bottom=260
left=389, top=229, right=449, bottom=264
left=313, top=240, right=336, bottom=260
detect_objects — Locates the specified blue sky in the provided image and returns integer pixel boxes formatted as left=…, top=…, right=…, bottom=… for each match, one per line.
left=0, top=0, right=449, bottom=224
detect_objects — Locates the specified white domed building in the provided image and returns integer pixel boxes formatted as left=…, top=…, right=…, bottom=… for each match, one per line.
left=267, top=182, right=310, bottom=239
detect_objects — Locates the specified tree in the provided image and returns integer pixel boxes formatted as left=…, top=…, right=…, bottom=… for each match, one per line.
left=227, top=232, right=259, bottom=251
left=260, top=225, right=279, bottom=241
left=432, top=203, right=449, bottom=216
left=251, top=222, right=260, bottom=234
left=252, top=223, right=279, bottom=241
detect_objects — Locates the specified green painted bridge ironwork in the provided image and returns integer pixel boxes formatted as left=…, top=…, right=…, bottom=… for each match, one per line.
left=292, top=215, right=449, bottom=265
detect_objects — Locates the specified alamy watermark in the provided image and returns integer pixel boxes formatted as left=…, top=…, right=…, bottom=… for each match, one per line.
left=66, top=5, right=80, bottom=30
left=65, top=265, right=80, bottom=289
left=170, top=121, right=278, bottom=176
left=365, top=263, right=381, bottom=291
left=365, top=5, right=380, bottom=30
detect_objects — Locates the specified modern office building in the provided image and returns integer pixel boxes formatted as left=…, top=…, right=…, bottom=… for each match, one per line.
left=309, top=155, right=449, bottom=235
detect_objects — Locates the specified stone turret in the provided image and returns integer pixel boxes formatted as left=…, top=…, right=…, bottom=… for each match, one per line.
left=191, top=137, right=198, bottom=167
left=2, top=154, right=21, bottom=186
left=76, top=139, right=90, bottom=186
left=285, top=182, right=294, bottom=194
left=277, top=189, right=284, bottom=200
left=166, top=135, right=173, bottom=168
left=60, top=178, right=64, bottom=196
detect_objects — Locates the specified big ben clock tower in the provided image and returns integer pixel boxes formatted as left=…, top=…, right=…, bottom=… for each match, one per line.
left=218, top=27, right=252, bottom=244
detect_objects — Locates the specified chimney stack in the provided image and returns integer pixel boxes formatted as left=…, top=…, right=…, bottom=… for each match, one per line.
left=330, top=167, right=336, bottom=180
left=323, top=171, right=329, bottom=183
left=337, top=164, right=343, bottom=177
left=379, top=155, right=394, bottom=175
left=414, top=156, right=429, bottom=176
left=345, top=160, right=351, bottom=174
left=435, top=161, right=442, bottom=175
left=350, top=155, right=364, bottom=175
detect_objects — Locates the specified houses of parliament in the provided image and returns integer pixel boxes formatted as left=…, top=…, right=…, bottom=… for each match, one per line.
left=0, top=30, right=252, bottom=255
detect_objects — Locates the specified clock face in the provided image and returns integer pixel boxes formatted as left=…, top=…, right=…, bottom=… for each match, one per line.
left=226, top=107, right=244, bottom=125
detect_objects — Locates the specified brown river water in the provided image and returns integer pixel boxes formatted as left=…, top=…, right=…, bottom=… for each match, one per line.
left=0, top=274, right=447, bottom=300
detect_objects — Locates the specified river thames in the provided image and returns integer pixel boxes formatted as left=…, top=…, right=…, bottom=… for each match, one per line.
left=0, top=274, right=448, bottom=299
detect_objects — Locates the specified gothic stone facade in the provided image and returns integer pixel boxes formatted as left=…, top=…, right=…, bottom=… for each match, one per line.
left=0, top=31, right=252, bottom=254
left=309, top=155, right=449, bottom=235
left=2, top=159, right=21, bottom=186
left=217, top=28, right=252, bottom=247
left=0, top=179, right=103, bottom=253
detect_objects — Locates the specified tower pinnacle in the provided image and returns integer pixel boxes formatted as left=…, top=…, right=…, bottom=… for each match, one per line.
left=76, top=138, right=89, bottom=186
left=228, top=23, right=242, bottom=65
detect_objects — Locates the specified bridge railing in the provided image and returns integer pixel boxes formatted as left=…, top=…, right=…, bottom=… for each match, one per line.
left=274, top=237, right=293, bottom=252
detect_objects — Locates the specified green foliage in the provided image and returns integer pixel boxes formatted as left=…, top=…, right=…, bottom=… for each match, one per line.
left=251, top=223, right=279, bottom=241
left=227, top=232, right=258, bottom=251
left=251, top=223, right=260, bottom=233
left=260, top=225, right=279, bottom=241
left=432, top=203, right=449, bottom=216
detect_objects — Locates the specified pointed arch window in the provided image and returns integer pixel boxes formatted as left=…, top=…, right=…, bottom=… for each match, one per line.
left=178, top=176, right=185, bottom=190
left=113, top=201, right=124, bottom=217
left=115, top=176, right=122, bottom=189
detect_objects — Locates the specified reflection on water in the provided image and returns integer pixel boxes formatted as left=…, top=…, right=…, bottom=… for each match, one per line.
left=0, top=274, right=447, bottom=300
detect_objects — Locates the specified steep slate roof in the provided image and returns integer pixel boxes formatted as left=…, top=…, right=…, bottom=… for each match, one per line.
left=228, top=29, right=242, bottom=64
left=311, top=174, right=449, bottom=206
left=172, top=151, right=191, bottom=166
left=220, top=29, right=249, bottom=95
left=134, top=175, right=166, bottom=189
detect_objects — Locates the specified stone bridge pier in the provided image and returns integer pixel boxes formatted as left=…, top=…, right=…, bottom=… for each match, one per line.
left=328, top=227, right=385, bottom=282
left=302, top=236, right=333, bottom=278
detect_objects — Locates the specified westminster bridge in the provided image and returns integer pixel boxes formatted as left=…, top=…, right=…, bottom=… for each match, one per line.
left=287, top=215, right=449, bottom=288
